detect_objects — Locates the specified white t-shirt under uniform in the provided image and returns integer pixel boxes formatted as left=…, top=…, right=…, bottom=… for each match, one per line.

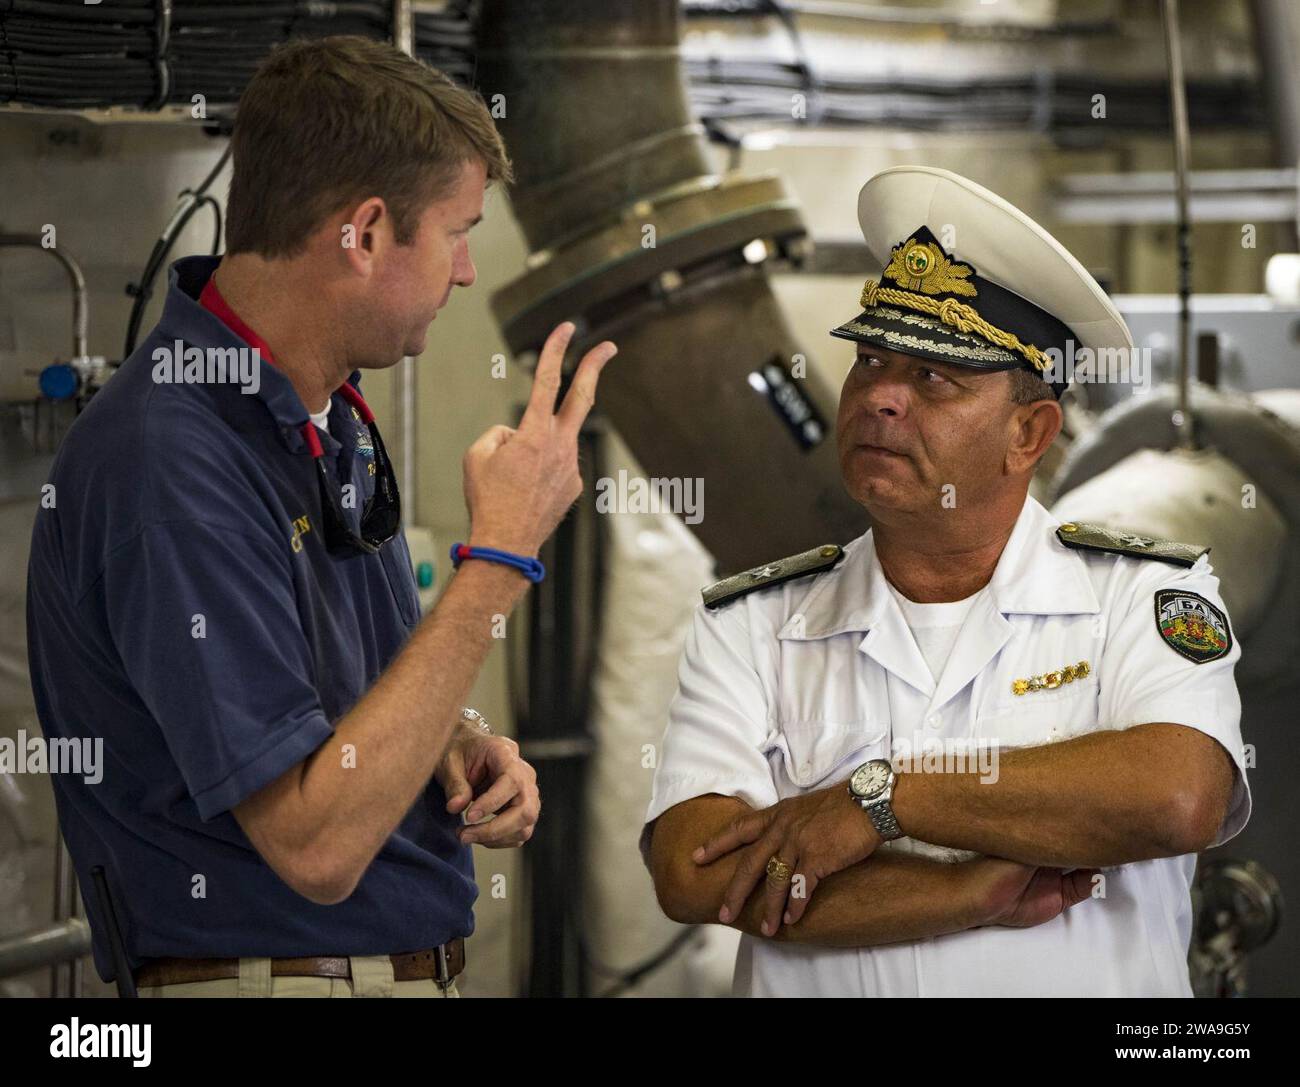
left=883, top=580, right=980, bottom=685
left=309, top=402, right=331, bottom=434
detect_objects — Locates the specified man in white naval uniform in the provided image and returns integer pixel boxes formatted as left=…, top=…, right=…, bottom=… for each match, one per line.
left=641, top=167, right=1250, bottom=998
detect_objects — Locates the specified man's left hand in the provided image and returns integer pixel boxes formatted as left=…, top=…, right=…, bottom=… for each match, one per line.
left=436, top=721, right=540, bottom=848
left=692, top=783, right=879, bottom=935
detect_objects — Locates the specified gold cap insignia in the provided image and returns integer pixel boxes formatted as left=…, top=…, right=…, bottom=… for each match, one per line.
left=884, top=238, right=978, bottom=298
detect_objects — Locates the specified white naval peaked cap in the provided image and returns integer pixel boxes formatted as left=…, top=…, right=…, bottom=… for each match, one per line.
left=831, top=165, right=1134, bottom=397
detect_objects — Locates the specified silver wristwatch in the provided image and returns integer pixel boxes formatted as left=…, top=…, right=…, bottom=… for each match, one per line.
left=848, top=758, right=903, bottom=841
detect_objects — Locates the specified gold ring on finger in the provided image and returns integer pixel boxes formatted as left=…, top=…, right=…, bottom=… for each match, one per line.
left=765, top=856, right=794, bottom=885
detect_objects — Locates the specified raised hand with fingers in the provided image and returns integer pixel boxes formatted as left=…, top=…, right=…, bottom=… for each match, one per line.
left=462, top=322, right=617, bottom=561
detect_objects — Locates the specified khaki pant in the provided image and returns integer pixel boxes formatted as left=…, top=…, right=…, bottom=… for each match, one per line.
left=136, top=955, right=461, bottom=998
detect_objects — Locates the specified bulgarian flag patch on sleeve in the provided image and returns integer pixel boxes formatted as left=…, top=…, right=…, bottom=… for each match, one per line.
left=1154, top=589, right=1232, bottom=664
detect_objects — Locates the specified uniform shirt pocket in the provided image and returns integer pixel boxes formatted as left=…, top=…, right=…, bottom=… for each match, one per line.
left=775, top=719, right=890, bottom=791
left=977, top=678, right=1100, bottom=749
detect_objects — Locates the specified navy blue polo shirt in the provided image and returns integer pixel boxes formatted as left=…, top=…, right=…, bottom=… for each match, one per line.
left=26, top=254, right=476, bottom=982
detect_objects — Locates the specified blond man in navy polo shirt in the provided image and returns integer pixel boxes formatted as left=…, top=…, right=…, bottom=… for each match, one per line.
left=27, top=36, right=615, bottom=998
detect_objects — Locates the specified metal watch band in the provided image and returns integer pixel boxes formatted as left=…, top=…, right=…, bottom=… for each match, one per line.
left=460, top=707, right=492, bottom=735
left=865, top=795, right=903, bottom=841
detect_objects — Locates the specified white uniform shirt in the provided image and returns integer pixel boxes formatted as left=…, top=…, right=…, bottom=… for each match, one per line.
left=642, top=496, right=1250, bottom=997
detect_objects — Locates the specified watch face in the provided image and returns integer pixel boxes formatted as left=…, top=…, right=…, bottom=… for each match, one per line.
left=850, top=759, right=890, bottom=798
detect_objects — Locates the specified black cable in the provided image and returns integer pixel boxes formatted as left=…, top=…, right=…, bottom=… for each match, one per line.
left=190, top=134, right=232, bottom=196
left=122, top=140, right=230, bottom=358
left=90, top=865, right=138, bottom=999
left=761, top=0, right=822, bottom=126
left=683, top=59, right=1261, bottom=134
left=592, top=929, right=699, bottom=999
left=571, top=879, right=701, bottom=998
left=198, top=193, right=222, bottom=255
left=0, top=1, right=475, bottom=109
left=3, top=3, right=1252, bottom=134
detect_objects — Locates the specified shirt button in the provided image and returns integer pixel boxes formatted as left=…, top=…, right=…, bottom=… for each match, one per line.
left=926, top=713, right=941, bottom=729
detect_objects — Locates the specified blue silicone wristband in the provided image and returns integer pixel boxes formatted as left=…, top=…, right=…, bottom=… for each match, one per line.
left=449, top=543, right=546, bottom=584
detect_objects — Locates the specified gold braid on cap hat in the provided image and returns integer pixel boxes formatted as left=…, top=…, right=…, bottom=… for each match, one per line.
left=858, top=279, right=1053, bottom=375
left=863, top=237, right=1055, bottom=374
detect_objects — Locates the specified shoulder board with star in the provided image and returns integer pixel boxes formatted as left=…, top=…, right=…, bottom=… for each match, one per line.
left=702, top=544, right=845, bottom=610
left=1055, top=521, right=1208, bottom=567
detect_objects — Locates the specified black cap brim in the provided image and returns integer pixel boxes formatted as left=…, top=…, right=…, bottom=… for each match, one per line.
left=830, top=302, right=1022, bottom=371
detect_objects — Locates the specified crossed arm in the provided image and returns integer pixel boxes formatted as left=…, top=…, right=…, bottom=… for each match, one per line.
left=648, top=722, right=1236, bottom=944
left=649, top=794, right=1098, bottom=947
left=890, top=722, right=1236, bottom=868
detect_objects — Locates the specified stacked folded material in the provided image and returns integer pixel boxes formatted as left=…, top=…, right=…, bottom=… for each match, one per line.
left=0, top=0, right=477, bottom=111
left=0, top=0, right=1261, bottom=140
left=683, top=60, right=1262, bottom=136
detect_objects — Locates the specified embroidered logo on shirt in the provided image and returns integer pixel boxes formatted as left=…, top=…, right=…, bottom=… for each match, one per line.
left=290, top=513, right=312, bottom=553
left=1155, top=590, right=1231, bottom=664
left=1012, top=660, right=1090, bottom=696
left=352, top=407, right=375, bottom=460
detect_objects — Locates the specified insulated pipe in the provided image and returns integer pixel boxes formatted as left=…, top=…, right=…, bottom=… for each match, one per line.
left=1051, top=446, right=1285, bottom=636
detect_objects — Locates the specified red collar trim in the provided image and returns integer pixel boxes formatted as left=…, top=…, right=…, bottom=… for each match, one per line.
left=197, top=271, right=376, bottom=454
left=198, top=274, right=277, bottom=365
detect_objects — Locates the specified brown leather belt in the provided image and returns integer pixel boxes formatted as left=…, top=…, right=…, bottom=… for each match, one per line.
left=134, top=938, right=465, bottom=989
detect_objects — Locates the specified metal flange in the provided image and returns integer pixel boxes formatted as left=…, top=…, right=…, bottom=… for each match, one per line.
left=490, top=171, right=807, bottom=353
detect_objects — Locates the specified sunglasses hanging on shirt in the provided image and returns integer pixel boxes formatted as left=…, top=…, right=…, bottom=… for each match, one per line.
left=300, top=383, right=401, bottom=555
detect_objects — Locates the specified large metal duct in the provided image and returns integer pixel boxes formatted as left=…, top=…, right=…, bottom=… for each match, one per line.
left=475, top=0, right=866, bottom=575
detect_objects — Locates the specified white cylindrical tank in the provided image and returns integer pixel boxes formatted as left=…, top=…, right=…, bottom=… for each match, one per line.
left=1051, top=446, right=1285, bottom=636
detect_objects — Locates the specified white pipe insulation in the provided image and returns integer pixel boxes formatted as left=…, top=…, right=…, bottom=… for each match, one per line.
left=1050, top=446, right=1286, bottom=636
